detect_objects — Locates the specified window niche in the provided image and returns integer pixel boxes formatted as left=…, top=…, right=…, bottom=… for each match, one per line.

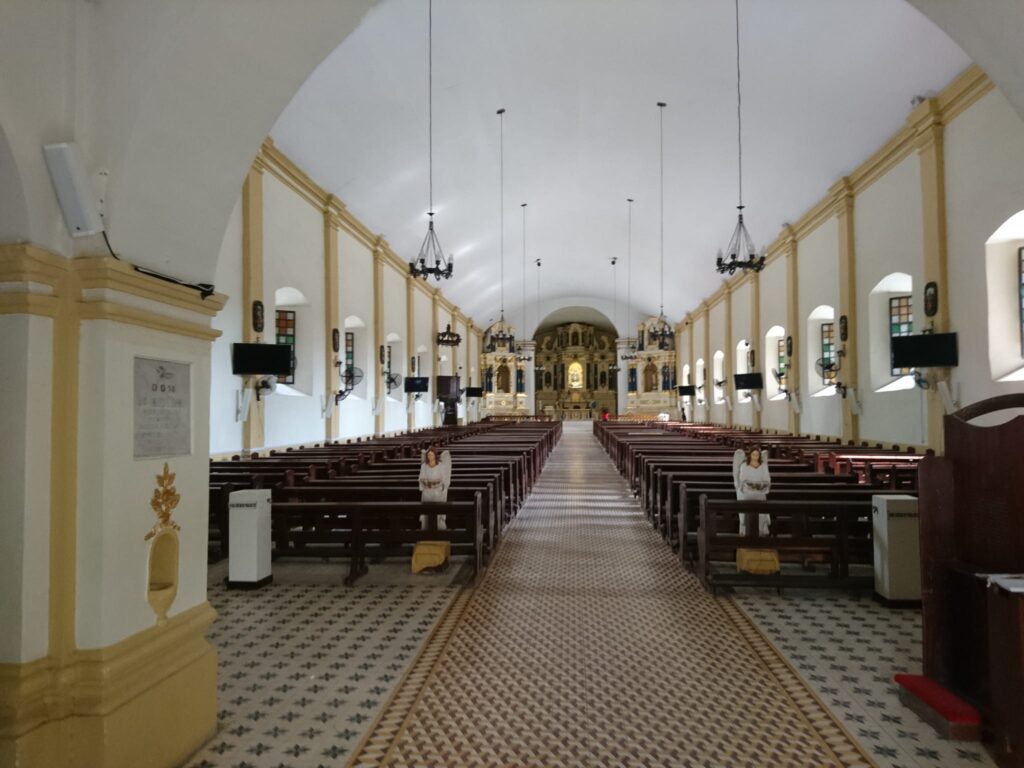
left=869, top=273, right=917, bottom=392
left=343, top=315, right=369, bottom=400
left=764, top=325, right=787, bottom=400
left=986, top=210, right=1024, bottom=381
left=807, top=305, right=837, bottom=397
left=695, top=358, right=706, bottom=405
left=274, top=286, right=311, bottom=395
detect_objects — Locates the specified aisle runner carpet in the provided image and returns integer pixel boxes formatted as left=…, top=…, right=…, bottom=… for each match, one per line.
left=350, top=424, right=876, bottom=768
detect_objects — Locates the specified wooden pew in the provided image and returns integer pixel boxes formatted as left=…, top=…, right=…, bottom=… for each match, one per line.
left=697, top=497, right=874, bottom=593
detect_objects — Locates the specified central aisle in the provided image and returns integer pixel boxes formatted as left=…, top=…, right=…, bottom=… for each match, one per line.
left=353, top=424, right=871, bottom=768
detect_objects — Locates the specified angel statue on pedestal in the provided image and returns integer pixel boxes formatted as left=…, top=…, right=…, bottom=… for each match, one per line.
left=419, top=446, right=452, bottom=530
left=732, top=446, right=771, bottom=536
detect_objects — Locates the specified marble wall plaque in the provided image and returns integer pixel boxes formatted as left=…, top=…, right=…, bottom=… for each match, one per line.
left=134, top=357, right=191, bottom=459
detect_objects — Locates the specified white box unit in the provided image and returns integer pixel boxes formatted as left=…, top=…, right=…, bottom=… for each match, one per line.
left=872, top=494, right=921, bottom=601
left=228, top=489, right=272, bottom=589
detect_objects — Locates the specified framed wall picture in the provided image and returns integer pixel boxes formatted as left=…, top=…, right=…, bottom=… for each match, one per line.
left=924, top=281, right=939, bottom=318
left=785, top=335, right=793, bottom=358
left=252, top=300, right=264, bottom=334
left=839, top=315, right=848, bottom=342
left=332, top=327, right=340, bottom=353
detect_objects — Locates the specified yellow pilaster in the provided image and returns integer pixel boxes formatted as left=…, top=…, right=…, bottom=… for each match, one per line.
left=783, top=227, right=801, bottom=435
left=324, top=198, right=341, bottom=442
left=911, top=98, right=949, bottom=453
left=724, top=284, right=734, bottom=428
left=431, top=290, right=440, bottom=426
left=372, top=241, right=385, bottom=436
left=831, top=177, right=859, bottom=444
left=241, top=165, right=265, bottom=451
left=750, top=271, right=762, bottom=431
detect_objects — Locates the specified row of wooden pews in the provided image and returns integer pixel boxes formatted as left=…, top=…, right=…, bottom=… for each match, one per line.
left=595, top=420, right=924, bottom=593
left=209, top=420, right=562, bottom=585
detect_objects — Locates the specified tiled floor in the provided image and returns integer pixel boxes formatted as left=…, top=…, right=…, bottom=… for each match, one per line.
left=186, top=423, right=999, bottom=768
left=350, top=424, right=874, bottom=767
left=734, top=591, right=997, bottom=768
left=185, top=562, right=463, bottom=768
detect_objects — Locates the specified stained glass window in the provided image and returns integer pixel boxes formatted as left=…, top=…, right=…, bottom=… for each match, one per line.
left=776, top=338, right=787, bottom=391
left=275, top=309, right=296, bottom=385
left=628, top=366, right=637, bottom=393
left=820, top=322, right=836, bottom=386
left=889, top=295, right=913, bottom=376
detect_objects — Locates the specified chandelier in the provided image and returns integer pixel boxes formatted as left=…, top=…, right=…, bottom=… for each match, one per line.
left=609, top=241, right=620, bottom=372
left=436, top=323, right=461, bottom=347
left=488, top=106, right=516, bottom=349
left=648, top=103, right=674, bottom=347
left=715, top=0, right=765, bottom=276
left=408, top=0, right=453, bottom=282
left=619, top=198, right=638, bottom=362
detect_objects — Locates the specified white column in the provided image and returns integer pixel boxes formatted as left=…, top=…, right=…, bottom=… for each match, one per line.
left=519, top=341, right=537, bottom=416
left=615, top=338, right=632, bottom=416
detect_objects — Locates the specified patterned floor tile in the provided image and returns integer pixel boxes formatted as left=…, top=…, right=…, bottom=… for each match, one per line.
left=733, top=589, right=998, bottom=768
left=351, top=424, right=876, bottom=768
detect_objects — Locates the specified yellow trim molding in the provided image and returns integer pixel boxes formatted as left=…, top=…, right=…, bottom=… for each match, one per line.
left=71, top=257, right=227, bottom=317
left=1, top=603, right=216, bottom=768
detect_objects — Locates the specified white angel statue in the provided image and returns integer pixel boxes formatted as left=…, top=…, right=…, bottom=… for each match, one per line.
left=419, top=447, right=452, bottom=530
left=732, top=446, right=771, bottom=536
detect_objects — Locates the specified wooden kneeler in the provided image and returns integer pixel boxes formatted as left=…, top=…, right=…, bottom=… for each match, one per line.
left=412, top=541, right=451, bottom=574
left=894, top=674, right=981, bottom=741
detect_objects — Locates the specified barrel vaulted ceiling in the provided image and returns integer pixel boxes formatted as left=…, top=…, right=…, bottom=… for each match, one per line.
left=271, top=0, right=971, bottom=329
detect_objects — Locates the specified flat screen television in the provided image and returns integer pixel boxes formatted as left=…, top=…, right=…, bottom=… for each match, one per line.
left=677, top=385, right=697, bottom=396
left=403, top=377, right=429, bottom=393
left=464, top=386, right=484, bottom=398
left=231, top=343, right=292, bottom=376
left=890, top=332, right=958, bottom=369
left=734, top=372, right=764, bottom=390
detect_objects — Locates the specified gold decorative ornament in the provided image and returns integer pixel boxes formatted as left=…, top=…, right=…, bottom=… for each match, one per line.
left=145, top=462, right=181, bottom=541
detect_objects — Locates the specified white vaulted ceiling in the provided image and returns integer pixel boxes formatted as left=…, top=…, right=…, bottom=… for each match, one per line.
left=271, top=0, right=970, bottom=328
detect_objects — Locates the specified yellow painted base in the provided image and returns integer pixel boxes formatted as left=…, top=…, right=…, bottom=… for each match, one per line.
left=1, top=644, right=216, bottom=768
left=412, top=541, right=451, bottom=574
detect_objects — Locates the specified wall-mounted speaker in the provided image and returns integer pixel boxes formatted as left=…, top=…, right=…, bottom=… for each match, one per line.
left=42, top=142, right=104, bottom=238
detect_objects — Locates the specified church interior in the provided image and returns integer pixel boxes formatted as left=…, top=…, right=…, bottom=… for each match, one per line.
left=3, top=1, right=1024, bottom=766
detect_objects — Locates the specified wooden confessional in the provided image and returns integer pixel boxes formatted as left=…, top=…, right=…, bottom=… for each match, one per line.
left=918, top=394, right=1024, bottom=767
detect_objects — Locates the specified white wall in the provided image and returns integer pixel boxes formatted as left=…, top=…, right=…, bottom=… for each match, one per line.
left=411, top=289, right=435, bottom=428
left=691, top=314, right=707, bottom=421
left=731, top=281, right=754, bottom=426
left=382, top=265, right=407, bottom=434
left=758, top=258, right=789, bottom=431
left=0, top=314, right=53, bottom=662
left=209, top=197, right=243, bottom=455
left=338, top=229, right=375, bottom=439
left=707, top=301, right=727, bottom=423
left=854, top=154, right=928, bottom=445
left=76, top=320, right=212, bottom=649
left=798, top=217, right=842, bottom=438
left=946, top=89, right=1024, bottom=418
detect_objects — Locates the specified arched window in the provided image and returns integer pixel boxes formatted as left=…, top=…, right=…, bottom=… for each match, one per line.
left=628, top=366, right=637, bottom=393
left=986, top=210, right=1024, bottom=381
left=764, top=325, right=787, bottom=400
left=712, top=351, right=725, bottom=404
left=681, top=363, right=692, bottom=407
left=274, top=286, right=311, bottom=394
left=485, top=366, right=494, bottom=392
left=807, top=305, right=837, bottom=397
left=695, top=358, right=706, bottom=405
left=869, top=273, right=916, bottom=392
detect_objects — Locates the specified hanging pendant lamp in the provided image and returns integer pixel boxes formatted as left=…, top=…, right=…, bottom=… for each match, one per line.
left=489, top=108, right=515, bottom=349
left=648, top=102, right=674, bottom=349
left=409, top=0, right=453, bottom=281
left=534, top=254, right=545, bottom=373
left=716, top=0, right=765, bottom=275
left=620, top=197, right=639, bottom=363
left=515, top=203, right=532, bottom=363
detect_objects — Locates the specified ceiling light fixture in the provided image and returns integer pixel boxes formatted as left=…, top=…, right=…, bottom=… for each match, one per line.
left=436, top=323, right=461, bottom=347
left=515, top=202, right=532, bottom=363
left=648, top=102, right=675, bottom=348
left=534, top=255, right=545, bottom=373
left=716, top=0, right=765, bottom=276
left=620, top=197, right=638, bottom=363
left=609, top=223, right=621, bottom=373
left=489, top=108, right=515, bottom=349
left=409, top=0, right=453, bottom=282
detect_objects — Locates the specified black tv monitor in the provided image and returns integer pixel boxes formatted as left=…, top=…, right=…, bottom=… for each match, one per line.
left=464, top=386, right=484, bottom=398
left=231, top=343, right=292, bottom=376
left=734, top=372, right=764, bottom=390
left=677, top=385, right=697, bottom=396
left=403, top=377, right=429, bottom=393
left=890, top=332, right=958, bottom=369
